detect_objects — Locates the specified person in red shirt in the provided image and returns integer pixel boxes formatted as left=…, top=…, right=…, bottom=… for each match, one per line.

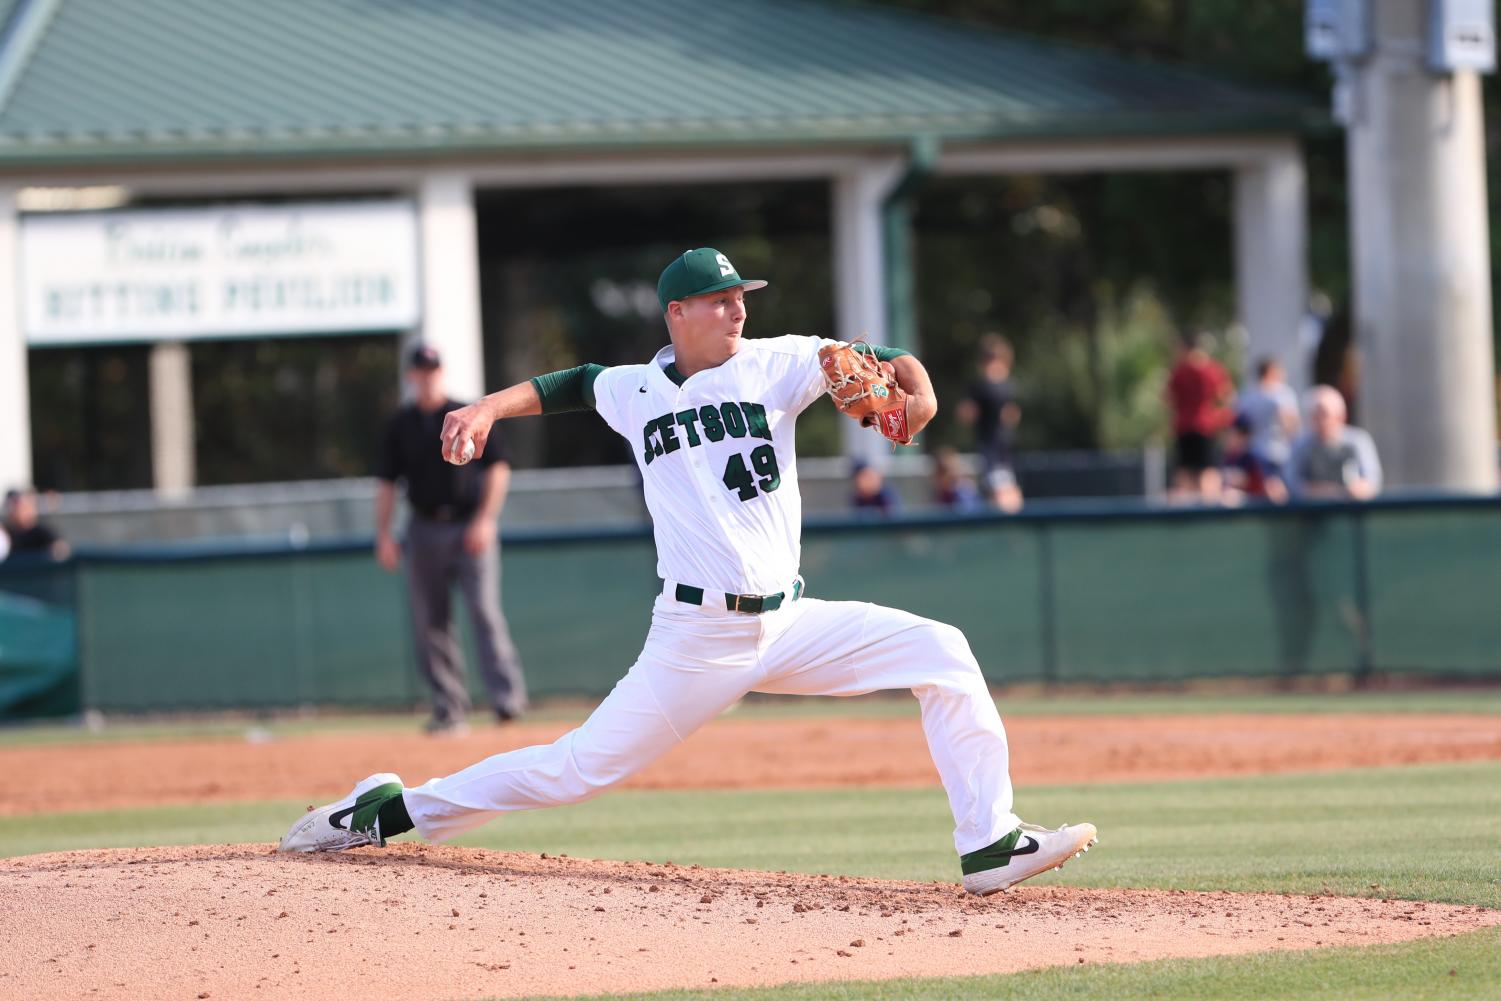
left=1165, top=334, right=1235, bottom=502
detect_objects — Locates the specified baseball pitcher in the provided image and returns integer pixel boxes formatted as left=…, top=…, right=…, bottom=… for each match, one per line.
left=279, top=248, right=1096, bottom=896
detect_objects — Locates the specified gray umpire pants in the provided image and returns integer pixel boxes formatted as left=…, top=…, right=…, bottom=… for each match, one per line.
left=403, top=517, right=528, bottom=723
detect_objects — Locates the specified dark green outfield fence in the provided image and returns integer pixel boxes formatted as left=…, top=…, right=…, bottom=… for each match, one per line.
left=2, top=495, right=1499, bottom=717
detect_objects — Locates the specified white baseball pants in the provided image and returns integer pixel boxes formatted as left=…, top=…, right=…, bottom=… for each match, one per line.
left=403, top=587, right=1019, bottom=855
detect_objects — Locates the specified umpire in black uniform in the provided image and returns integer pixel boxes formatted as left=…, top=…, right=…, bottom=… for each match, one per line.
left=376, top=344, right=528, bottom=734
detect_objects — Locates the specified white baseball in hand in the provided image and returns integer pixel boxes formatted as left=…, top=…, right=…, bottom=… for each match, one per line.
left=452, top=437, right=475, bottom=465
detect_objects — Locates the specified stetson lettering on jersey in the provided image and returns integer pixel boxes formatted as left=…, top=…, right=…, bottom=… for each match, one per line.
left=592, top=335, right=831, bottom=595
left=643, top=401, right=772, bottom=465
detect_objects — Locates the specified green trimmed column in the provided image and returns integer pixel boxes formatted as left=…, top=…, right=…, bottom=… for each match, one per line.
left=833, top=160, right=904, bottom=463
left=832, top=162, right=901, bottom=348
left=882, top=137, right=939, bottom=356
left=833, top=145, right=935, bottom=462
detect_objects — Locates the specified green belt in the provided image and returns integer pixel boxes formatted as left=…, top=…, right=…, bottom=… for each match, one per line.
left=669, top=578, right=803, bottom=614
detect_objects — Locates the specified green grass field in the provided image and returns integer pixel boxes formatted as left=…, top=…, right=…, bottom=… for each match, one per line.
left=3, top=686, right=1498, bottom=748
left=4, top=695, right=1500, bottom=999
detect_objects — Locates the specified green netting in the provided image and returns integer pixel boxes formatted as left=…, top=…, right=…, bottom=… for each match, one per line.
left=78, top=553, right=415, bottom=711
left=6, top=498, right=1497, bottom=717
left=1050, top=513, right=1364, bottom=680
left=494, top=535, right=660, bottom=696
left=1364, top=506, right=1501, bottom=675
left=803, top=522, right=1047, bottom=682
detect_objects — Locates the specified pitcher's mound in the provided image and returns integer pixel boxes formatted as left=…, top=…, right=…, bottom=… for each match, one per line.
left=3, top=844, right=1496, bottom=999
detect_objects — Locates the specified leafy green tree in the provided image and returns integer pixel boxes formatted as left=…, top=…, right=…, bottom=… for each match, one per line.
left=890, top=0, right=1500, bottom=448
left=877, top=1, right=1342, bottom=449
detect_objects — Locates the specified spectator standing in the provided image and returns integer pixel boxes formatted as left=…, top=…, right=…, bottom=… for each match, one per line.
left=377, top=345, right=528, bottom=735
left=1165, top=333, right=1235, bottom=501
left=956, top=334, right=1024, bottom=513
left=1286, top=385, right=1383, bottom=501
left=850, top=461, right=901, bottom=516
left=1236, top=357, right=1300, bottom=482
left=931, top=448, right=983, bottom=513
left=2, top=488, right=69, bottom=561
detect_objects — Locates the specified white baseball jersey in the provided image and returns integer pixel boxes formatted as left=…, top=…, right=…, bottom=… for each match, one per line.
left=591, top=334, right=832, bottom=595
left=402, top=331, right=1023, bottom=861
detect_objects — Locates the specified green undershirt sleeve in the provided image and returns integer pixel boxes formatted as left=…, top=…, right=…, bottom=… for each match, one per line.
left=529, top=363, right=605, bottom=414
left=851, top=343, right=911, bottom=363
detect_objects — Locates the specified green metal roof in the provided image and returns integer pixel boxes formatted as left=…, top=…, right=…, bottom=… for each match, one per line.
left=0, top=0, right=1317, bottom=166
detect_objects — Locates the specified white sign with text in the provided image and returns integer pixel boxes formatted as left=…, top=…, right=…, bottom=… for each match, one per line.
left=22, top=200, right=420, bottom=343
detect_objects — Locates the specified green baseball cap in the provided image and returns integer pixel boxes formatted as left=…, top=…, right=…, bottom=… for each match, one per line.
left=656, top=248, right=768, bottom=312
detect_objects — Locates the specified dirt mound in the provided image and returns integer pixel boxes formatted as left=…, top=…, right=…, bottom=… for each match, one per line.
left=2, top=844, right=1495, bottom=1000
left=8, top=712, right=1501, bottom=816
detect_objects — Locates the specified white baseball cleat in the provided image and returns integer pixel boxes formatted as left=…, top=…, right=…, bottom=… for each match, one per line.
left=960, top=821, right=1099, bottom=896
left=277, top=773, right=404, bottom=853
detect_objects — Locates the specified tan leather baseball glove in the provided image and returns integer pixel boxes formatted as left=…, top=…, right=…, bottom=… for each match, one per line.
left=817, top=341, right=913, bottom=445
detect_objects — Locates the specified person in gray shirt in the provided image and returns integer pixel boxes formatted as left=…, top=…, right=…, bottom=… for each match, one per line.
left=1286, top=385, right=1382, bottom=501
left=1236, top=357, right=1300, bottom=478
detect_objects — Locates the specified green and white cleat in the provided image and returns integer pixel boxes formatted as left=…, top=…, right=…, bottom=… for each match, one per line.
left=278, top=773, right=404, bottom=853
left=960, top=821, right=1099, bottom=896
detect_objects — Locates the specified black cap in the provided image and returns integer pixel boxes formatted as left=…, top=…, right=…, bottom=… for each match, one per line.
left=408, top=344, right=441, bottom=370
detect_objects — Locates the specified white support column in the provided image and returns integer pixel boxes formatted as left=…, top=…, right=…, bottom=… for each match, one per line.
left=148, top=340, right=195, bottom=496
left=1346, top=0, right=1498, bottom=492
left=831, top=162, right=903, bottom=464
left=416, top=171, right=486, bottom=402
left=0, top=187, right=31, bottom=490
left=1233, top=143, right=1311, bottom=390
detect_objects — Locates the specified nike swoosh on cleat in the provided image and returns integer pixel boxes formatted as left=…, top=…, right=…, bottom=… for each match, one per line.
left=988, top=836, right=1040, bottom=862
left=328, top=806, right=356, bottom=830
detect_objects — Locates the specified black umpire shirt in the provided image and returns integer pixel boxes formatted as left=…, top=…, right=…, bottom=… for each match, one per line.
left=378, top=399, right=508, bottom=521
left=4, top=521, right=61, bottom=556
